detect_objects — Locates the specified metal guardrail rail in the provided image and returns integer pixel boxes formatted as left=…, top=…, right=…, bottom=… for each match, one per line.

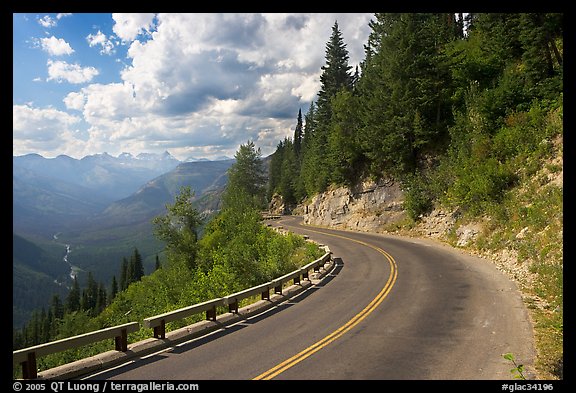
left=143, top=252, right=331, bottom=339
left=13, top=322, right=139, bottom=379
left=13, top=245, right=331, bottom=380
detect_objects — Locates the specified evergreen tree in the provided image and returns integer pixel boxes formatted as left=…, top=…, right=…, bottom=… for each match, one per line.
left=40, top=308, right=50, bottom=343
left=81, top=272, right=98, bottom=313
left=95, top=282, right=107, bottom=315
left=223, top=141, right=267, bottom=210
left=119, top=257, right=128, bottom=291
left=317, top=21, right=354, bottom=124
left=126, top=257, right=135, bottom=288
left=66, top=276, right=81, bottom=313
left=293, top=109, right=303, bottom=159
left=307, top=21, right=354, bottom=194
left=153, top=186, right=203, bottom=270
left=518, top=13, right=563, bottom=93
left=300, top=102, right=318, bottom=196
left=50, top=294, right=64, bottom=320
left=131, top=248, right=144, bottom=282
left=267, top=139, right=286, bottom=202
left=327, top=89, right=364, bottom=185
left=279, top=138, right=298, bottom=206
left=110, top=275, right=118, bottom=301
left=358, top=13, right=456, bottom=178
left=301, top=101, right=316, bottom=155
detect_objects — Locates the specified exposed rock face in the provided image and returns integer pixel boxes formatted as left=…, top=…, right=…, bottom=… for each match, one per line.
left=302, top=179, right=407, bottom=232
left=268, top=193, right=286, bottom=215
left=415, top=208, right=460, bottom=239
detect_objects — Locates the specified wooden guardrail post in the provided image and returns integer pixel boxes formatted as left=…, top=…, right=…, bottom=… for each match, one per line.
left=206, top=305, right=217, bottom=321
left=228, top=299, right=239, bottom=314
left=153, top=320, right=166, bottom=339
left=22, top=352, right=37, bottom=380
left=274, top=283, right=282, bottom=294
left=114, top=327, right=129, bottom=351
left=261, top=288, right=270, bottom=300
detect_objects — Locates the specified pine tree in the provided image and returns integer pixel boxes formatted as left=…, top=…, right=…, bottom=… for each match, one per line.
left=300, top=102, right=318, bottom=196
left=267, top=139, right=286, bottom=202
left=119, top=257, right=128, bottom=291
left=358, top=13, right=456, bottom=178
left=110, top=275, right=118, bottom=301
left=317, top=21, right=354, bottom=124
left=308, top=21, right=354, bottom=193
left=293, top=109, right=303, bottom=159
left=95, top=282, right=107, bottom=314
left=328, top=88, right=364, bottom=185
left=223, top=141, right=267, bottom=210
left=279, top=138, right=298, bottom=206
left=81, top=272, right=98, bottom=313
left=50, top=294, right=64, bottom=320
left=131, top=248, right=144, bottom=282
left=66, top=276, right=81, bottom=313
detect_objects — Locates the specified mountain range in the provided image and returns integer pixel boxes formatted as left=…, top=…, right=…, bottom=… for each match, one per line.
left=13, top=151, right=236, bottom=328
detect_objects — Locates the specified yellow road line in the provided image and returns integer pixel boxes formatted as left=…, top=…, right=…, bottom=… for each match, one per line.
left=253, top=221, right=398, bottom=380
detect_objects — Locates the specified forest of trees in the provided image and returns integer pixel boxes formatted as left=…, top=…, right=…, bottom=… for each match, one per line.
left=13, top=247, right=156, bottom=349
left=269, top=13, right=563, bottom=219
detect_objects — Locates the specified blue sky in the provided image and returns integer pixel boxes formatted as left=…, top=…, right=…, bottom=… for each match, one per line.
left=13, top=13, right=373, bottom=160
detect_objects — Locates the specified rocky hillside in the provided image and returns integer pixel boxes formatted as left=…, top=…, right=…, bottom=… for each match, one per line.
left=301, top=178, right=406, bottom=231
left=294, top=135, right=563, bottom=380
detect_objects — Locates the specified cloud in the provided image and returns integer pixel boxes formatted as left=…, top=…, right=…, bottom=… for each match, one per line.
left=47, top=60, right=99, bottom=84
left=56, top=13, right=72, bottom=19
left=13, top=104, right=83, bottom=155
left=63, top=91, right=86, bottom=111
left=37, top=15, right=57, bottom=28
left=39, top=36, right=74, bottom=56
left=86, top=30, right=115, bottom=55
left=112, top=13, right=156, bottom=42
left=28, top=13, right=373, bottom=160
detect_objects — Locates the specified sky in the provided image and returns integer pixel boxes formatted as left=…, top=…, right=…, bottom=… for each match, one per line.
left=12, top=13, right=374, bottom=161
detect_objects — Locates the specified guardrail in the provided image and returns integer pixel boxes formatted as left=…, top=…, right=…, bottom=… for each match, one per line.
left=13, top=322, right=139, bottom=379
left=13, top=247, right=332, bottom=380
left=144, top=251, right=331, bottom=339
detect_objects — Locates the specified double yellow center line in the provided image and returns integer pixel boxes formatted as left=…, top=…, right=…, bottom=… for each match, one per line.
left=253, top=227, right=398, bottom=380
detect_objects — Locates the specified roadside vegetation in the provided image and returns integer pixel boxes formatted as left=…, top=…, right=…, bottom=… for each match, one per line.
left=268, top=13, right=562, bottom=379
left=13, top=142, right=323, bottom=378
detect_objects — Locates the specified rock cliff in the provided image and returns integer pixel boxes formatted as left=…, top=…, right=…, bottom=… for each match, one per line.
left=302, top=179, right=407, bottom=232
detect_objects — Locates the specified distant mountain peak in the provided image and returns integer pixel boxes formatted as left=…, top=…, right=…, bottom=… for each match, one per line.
left=136, top=151, right=177, bottom=161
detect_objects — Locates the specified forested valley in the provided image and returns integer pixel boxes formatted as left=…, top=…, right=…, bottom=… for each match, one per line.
left=13, top=13, right=563, bottom=379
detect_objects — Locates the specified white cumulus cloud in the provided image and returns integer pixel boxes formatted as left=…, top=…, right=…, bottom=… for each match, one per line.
left=47, top=60, right=99, bottom=84
left=39, top=36, right=74, bottom=56
left=112, top=13, right=156, bottom=42
left=86, top=30, right=115, bottom=55
left=37, top=15, right=57, bottom=28
left=25, top=13, right=374, bottom=160
left=13, top=104, right=82, bottom=155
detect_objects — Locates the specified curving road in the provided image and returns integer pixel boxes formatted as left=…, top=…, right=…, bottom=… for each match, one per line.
left=87, top=216, right=534, bottom=380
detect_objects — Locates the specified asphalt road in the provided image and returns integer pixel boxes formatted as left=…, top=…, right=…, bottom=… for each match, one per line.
left=87, top=216, right=535, bottom=380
